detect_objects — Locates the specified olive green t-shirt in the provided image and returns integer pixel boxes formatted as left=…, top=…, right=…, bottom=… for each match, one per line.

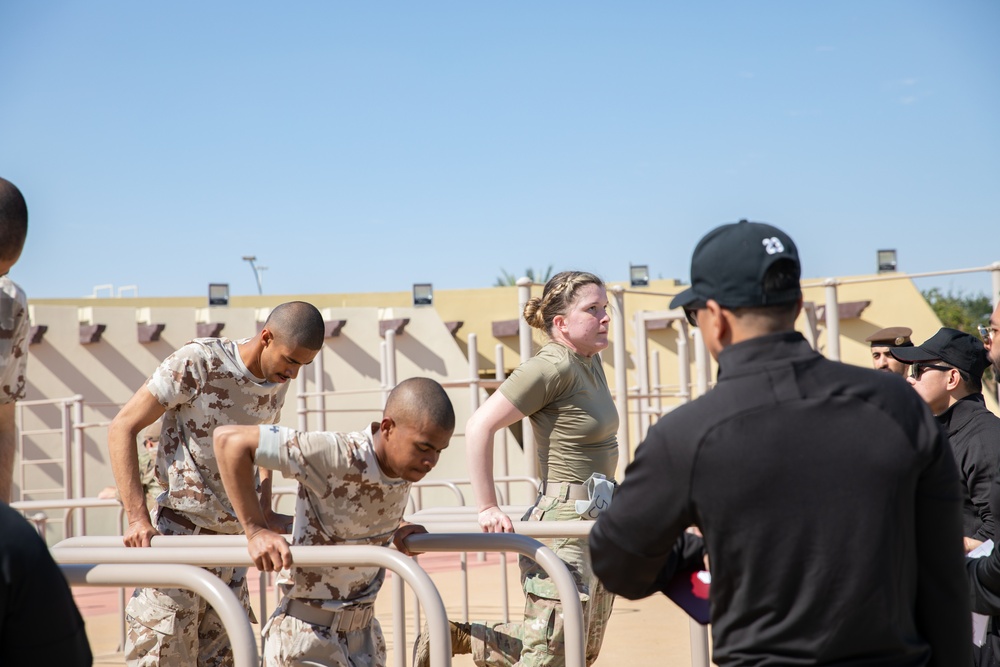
left=500, top=342, right=619, bottom=483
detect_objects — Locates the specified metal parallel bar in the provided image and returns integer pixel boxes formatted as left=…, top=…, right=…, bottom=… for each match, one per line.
left=404, top=532, right=585, bottom=667
left=52, top=544, right=452, bottom=667
left=60, top=563, right=258, bottom=667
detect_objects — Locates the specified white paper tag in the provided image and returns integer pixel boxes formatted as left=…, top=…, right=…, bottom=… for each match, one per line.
left=575, top=473, right=615, bottom=519
left=969, top=539, right=995, bottom=647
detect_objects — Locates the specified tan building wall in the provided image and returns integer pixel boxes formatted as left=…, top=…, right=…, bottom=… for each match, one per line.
left=22, top=271, right=993, bottom=539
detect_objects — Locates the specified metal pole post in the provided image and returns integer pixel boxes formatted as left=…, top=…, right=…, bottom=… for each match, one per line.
left=296, top=371, right=308, bottom=432
left=824, top=279, right=841, bottom=361
left=72, top=396, right=85, bottom=536
left=611, top=286, right=629, bottom=481
left=676, top=324, right=690, bottom=404
left=468, top=333, right=480, bottom=415
left=61, top=399, right=73, bottom=538
left=992, top=262, right=1000, bottom=308
left=634, top=314, right=650, bottom=438
left=314, top=351, right=326, bottom=432
left=693, top=327, right=709, bottom=397
left=516, top=278, right=536, bottom=478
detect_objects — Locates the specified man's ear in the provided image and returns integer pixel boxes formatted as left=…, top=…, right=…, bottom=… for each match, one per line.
left=260, top=328, right=273, bottom=346
left=380, top=417, right=394, bottom=438
left=704, top=299, right=728, bottom=345
left=946, top=370, right=964, bottom=392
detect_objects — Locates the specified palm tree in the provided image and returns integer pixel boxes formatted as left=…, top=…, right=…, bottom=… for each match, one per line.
left=494, top=265, right=554, bottom=287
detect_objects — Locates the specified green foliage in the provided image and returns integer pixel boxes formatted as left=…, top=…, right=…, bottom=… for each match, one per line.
left=494, top=265, right=554, bottom=287
left=921, top=288, right=992, bottom=335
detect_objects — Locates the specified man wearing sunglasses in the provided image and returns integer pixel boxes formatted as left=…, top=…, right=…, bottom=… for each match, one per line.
left=891, top=327, right=1000, bottom=553
left=590, top=220, right=969, bottom=666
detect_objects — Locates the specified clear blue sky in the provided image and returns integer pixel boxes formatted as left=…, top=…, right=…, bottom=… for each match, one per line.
left=2, top=2, right=998, bottom=300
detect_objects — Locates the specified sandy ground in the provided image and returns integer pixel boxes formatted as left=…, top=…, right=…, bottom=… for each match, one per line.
left=78, top=552, right=708, bottom=666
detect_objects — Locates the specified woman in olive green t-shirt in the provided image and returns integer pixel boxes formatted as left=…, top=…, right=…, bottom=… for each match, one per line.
left=458, top=271, right=619, bottom=667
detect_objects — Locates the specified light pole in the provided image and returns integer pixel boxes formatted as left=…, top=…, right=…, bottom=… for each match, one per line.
left=242, top=256, right=265, bottom=295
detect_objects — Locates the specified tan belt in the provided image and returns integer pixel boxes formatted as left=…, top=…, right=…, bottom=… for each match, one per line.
left=159, top=507, right=220, bottom=536
left=285, top=599, right=374, bottom=632
left=540, top=481, right=591, bottom=501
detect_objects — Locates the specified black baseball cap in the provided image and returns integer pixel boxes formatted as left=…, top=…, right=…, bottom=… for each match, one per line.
left=890, top=327, right=989, bottom=379
left=669, top=220, right=802, bottom=310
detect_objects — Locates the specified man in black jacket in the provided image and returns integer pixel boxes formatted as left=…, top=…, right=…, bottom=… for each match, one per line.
left=589, top=220, right=970, bottom=666
left=891, top=327, right=1000, bottom=553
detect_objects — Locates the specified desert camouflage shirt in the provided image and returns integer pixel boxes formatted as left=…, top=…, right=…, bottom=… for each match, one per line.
left=148, top=337, right=288, bottom=532
left=0, top=277, right=28, bottom=404
left=257, top=424, right=411, bottom=608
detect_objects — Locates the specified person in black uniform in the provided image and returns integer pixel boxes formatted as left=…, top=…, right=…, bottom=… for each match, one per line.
left=890, top=328, right=1000, bottom=553
left=588, top=220, right=970, bottom=666
left=0, top=501, right=93, bottom=665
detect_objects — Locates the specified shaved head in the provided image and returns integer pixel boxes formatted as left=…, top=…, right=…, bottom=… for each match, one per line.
left=263, top=301, right=325, bottom=350
left=0, top=177, right=28, bottom=261
left=385, top=378, right=456, bottom=431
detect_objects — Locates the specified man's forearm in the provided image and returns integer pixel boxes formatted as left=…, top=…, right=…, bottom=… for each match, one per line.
left=108, top=421, right=152, bottom=523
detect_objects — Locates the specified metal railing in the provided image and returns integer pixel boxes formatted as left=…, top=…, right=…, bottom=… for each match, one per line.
left=52, top=541, right=453, bottom=667
left=60, top=562, right=258, bottom=667
left=405, top=510, right=711, bottom=667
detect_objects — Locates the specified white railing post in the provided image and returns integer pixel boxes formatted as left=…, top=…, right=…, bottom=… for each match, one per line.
left=693, top=327, right=709, bottom=398
left=516, top=278, right=536, bottom=478
left=611, top=286, right=629, bottom=480
left=61, top=399, right=73, bottom=537
left=634, top=313, right=651, bottom=438
left=676, top=324, right=690, bottom=404
left=296, top=371, right=308, bottom=432
left=71, top=396, right=85, bottom=536
left=689, top=618, right=710, bottom=667
left=992, top=262, right=1000, bottom=308
left=824, top=279, right=841, bottom=361
left=651, top=350, right=662, bottom=421
left=61, top=563, right=259, bottom=667
left=314, top=350, right=326, bottom=432
left=468, top=333, right=480, bottom=415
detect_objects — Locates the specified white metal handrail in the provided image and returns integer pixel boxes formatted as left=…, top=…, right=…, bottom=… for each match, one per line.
left=403, top=532, right=586, bottom=667
left=52, top=543, right=452, bottom=667
left=61, top=563, right=257, bottom=667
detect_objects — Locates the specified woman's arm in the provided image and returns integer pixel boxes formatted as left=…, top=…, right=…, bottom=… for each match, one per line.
left=465, top=391, right=526, bottom=533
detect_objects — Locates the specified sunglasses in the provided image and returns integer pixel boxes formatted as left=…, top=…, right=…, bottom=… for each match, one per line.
left=979, top=324, right=997, bottom=344
left=683, top=301, right=707, bottom=328
left=909, top=362, right=963, bottom=381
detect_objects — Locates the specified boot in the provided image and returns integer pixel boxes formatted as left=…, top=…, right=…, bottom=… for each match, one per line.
left=412, top=620, right=472, bottom=667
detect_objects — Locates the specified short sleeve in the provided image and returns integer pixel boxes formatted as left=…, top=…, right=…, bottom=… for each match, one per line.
left=256, top=425, right=344, bottom=497
left=146, top=344, right=207, bottom=409
left=0, top=281, right=28, bottom=404
left=499, top=354, right=563, bottom=416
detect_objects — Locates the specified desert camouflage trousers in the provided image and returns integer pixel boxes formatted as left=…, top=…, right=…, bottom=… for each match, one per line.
left=262, top=601, right=386, bottom=667
left=124, top=513, right=254, bottom=666
left=469, top=495, right=615, bottom=667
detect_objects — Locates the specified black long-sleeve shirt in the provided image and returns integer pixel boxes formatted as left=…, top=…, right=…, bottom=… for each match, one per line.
left=590, top=331, right=970, bottom=666
left=939, top=393, right=1000, bottom=542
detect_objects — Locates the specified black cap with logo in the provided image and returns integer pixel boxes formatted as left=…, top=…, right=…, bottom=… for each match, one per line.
left=670, top=220, right=802, bottom=310
left=890, top=327, right=989, bottom=379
